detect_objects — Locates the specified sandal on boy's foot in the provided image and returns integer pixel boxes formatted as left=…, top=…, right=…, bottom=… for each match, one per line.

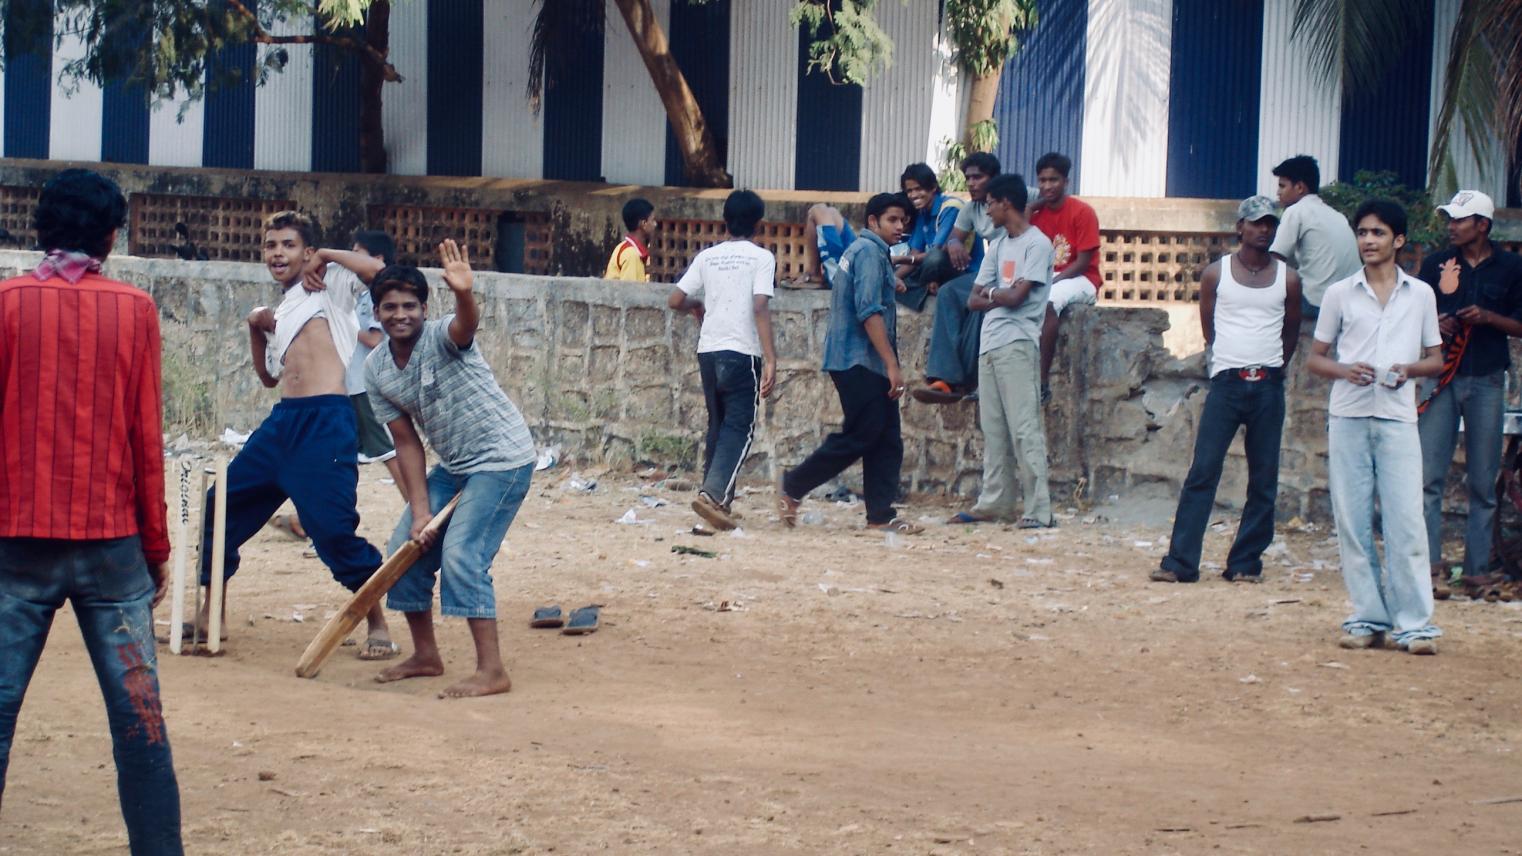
left=776, top=480, right=801, bottom=528
left=1222, top=569, right=1263, bottom=584
left=692, top=492, right=738, bottom=531
left=357, top=637, right=401, bottom=661
left=562, top=606, right=600, bottom=636
left=530, top=605, right=564, bottom=629
left=868, top=518, right=924, bottom=535
left=1017, top=516, right=1053, bottom=529
left=911, top=381, right=966, bottom=404
left=1149, top=568, right=1198, bottom=584
left=947, top=511, right=991, bottom=525
left=1431, top=569, right=1452, bottom=600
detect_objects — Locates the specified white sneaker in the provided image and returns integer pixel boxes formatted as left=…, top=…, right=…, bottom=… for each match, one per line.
left=1405, top=638, right=1438, bottom=655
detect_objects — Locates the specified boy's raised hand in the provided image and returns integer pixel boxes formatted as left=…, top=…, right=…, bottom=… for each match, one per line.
left=439, top=239, right=473, bottom=294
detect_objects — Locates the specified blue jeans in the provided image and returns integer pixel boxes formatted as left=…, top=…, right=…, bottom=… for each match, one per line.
left=698, top=350, right=761, bottom=506
left=386, top=464, right=533, bottom=618
left=0, top=536, right=183, bottom=855
left=1161, top=371, right=1285, bottom=580
left=925, top=272, right=981, bottom=388
left=1328, top=417, right=1441, bottom=644
left=1419, top=371, right=1505, bottom=577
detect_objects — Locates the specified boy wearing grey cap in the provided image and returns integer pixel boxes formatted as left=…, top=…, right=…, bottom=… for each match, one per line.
left=1152, top=196, right=1302, bottom=584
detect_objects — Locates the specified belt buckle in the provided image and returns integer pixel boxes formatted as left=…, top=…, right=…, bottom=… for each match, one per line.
left=1239, top=367, right=1264, bottom=382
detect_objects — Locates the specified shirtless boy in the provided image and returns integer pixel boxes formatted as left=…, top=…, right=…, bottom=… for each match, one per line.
left=189, top=212, right=393, bottom=655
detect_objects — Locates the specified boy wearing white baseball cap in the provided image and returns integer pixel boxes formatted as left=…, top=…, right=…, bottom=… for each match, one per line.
left=1417, top=190, right=1522, bottom=597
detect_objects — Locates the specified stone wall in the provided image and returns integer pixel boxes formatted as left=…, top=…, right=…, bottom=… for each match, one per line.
left=2, top=249, right=1506, bottom=523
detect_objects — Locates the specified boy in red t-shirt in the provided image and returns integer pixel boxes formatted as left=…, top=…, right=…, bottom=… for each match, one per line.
left=1028, top=152, right=1101, bottom=406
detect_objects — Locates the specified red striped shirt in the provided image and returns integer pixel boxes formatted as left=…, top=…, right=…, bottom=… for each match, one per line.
left=0, top=271, right=170, bottom=564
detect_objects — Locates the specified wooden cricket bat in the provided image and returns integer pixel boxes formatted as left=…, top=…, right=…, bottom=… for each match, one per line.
left=294, top=494, right=461, bottom=679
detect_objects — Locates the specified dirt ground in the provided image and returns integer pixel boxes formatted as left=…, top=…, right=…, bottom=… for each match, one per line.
left=4, top=458, right=1522, bottom=855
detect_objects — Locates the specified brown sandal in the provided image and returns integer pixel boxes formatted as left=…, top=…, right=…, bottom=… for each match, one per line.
left=868, top=518, right=924, bottom=535
left=777, top=489, right=800, bottom=528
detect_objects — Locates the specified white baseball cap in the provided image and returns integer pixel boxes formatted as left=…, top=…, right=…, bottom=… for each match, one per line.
left=1438, top=190, right=1495, bottom=220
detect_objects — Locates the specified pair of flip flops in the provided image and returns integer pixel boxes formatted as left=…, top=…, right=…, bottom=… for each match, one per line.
left=530, top=605, right=600, bottom=635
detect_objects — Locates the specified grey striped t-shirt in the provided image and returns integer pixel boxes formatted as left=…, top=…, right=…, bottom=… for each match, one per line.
left=364, top=317, right=536, bottom=474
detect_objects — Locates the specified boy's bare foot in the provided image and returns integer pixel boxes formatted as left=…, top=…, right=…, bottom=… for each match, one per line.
left=438, top=668, right=512, bottom=699
left=375, top=652, right=445, bottom=683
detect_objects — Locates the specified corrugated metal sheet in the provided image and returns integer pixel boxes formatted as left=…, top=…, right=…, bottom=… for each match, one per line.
left=3, top=0, right=52, bottom=160
left=1338, top=0, right=1432, bottom=187
left=313, top=16, right=364, bottom=173
left=922, top=25, right=962, bottom=168
left=481, top=0, right=542, bottom=179
left=1165, top=0, right=1262, bottom=199
left=201, top=0, right=256, bottom=171
left=382, top=0, right=428, bottom=175
left=601, top=0, right=669, bottom=186
left=994, top=0, right=1087, bottom=187
left=795, top=17, right=861, bottom=191
left=542, top=5, right=603, bottom=180
left=253, top=15, right=313, bottom=172
left=148, top=94, right=205, bottom=168
left=1428, top=0, right=1506, bottom=198
left=50, top=25, right=103, bottom=162
left=857, top=0, right=941, bottom=191
left=1081, top=0, right=1172, bottom=197
left=1255, top=0, right=1341, bottom=196
left=728, top=0, right=797, bottom=190
left=427, top=0, right=484, bottom=176
left=664, top=0, right=729, bottom=186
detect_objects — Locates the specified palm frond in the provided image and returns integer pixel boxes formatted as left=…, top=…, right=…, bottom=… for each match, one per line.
left=1428, top=0, right=1496, bottom=192
left=527, top=0, right=604, bottom=115
left=1290, top=0, right=1425, bottom=91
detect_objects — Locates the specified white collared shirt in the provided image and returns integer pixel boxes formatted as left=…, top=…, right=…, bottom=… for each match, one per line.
left=1313, top=267, right=1440, bottom=422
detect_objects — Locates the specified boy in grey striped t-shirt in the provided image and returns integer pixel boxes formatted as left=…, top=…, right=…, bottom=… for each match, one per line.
left=363, top=240, right=535, bottom=698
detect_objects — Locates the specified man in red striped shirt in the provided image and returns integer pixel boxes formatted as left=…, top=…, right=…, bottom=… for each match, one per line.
left=0, top=169, right=183, bottom=854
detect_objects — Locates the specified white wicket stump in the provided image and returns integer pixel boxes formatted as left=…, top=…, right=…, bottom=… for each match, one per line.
left=168, top=459, right=191, bottom=655
left=173, top=456, right=228, bottom=656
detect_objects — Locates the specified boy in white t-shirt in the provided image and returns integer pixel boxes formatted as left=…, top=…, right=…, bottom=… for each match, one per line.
left=668, top=190, right=778, bottom=531
left=1307, top=199, right=1445, bottom=654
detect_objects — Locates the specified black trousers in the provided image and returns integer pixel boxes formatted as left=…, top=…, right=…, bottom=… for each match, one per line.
left=782, top=366, right=904, bottom=524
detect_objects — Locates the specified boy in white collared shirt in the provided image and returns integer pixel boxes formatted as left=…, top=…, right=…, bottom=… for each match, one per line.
left=1308, top=200, right=1445, bottom=654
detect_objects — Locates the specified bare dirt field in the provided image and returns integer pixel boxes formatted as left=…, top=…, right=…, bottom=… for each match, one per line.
left=4, top=459, right=1521, bottom=855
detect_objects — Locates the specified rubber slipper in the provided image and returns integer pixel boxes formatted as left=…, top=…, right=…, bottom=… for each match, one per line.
left=530, top=605, right=564, bottom=629
left=910, top=386, right=966, bottom=404
left=947, top=511, right=990, bottom=525
left=777, top=478, right=800, bottom=528
left=357, top=637, right=401, bottom=661
left=562, top=605, right=600, bottom=636
left=1017, top=517, right=1053, bottom=529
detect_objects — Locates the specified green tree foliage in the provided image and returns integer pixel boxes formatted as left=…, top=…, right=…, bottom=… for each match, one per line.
left=789, top=0, right=894, bottom=85
left=943, top=0, right=1038, bottom=77
left=1320, top=170, right=1442, bottom=250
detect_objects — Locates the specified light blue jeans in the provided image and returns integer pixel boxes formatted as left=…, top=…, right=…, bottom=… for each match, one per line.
left=1328, top=417, right=1441, bottom=644
left=386, top=464, right=533, bottom=619
left=1418, top=371, right=1505, bottom=576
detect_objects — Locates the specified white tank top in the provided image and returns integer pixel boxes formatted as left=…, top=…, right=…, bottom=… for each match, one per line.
left=1210, top=255, right=1287, bottom=373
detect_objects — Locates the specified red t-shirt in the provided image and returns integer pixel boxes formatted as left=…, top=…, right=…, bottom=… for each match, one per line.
left=1031, top=196, right=1102, bottom=289
left=0, top=271, right=169, bottom=564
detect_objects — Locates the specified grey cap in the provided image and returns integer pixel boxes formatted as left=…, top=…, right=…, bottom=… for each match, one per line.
left=1237, top=195, right=1278, bottom=222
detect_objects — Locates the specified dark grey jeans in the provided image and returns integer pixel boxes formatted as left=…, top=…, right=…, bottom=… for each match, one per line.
left=1419, top=370, right=1505, bottom=576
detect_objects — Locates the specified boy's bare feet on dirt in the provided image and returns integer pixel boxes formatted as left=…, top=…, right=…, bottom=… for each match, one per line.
left=375, top=652, right=445, bottom=683
left=439, top=668, right=512, bottom=698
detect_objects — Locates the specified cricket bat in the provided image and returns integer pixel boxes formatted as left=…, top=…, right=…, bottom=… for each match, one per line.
left=294, top=494, right=461, bottom=679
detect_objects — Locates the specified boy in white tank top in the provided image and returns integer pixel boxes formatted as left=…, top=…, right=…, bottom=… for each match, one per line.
left=1152, top=197, right=1302, bottom=584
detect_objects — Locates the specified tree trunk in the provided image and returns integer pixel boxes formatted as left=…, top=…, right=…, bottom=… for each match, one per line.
left=963, top=69, right=1003, bottom=147
left=611, top=0, right=732, bottom=188
left=358, top=0, right=390, bottom=174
